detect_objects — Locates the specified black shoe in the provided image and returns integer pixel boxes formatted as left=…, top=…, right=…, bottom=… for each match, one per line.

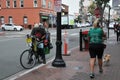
left=89, top=73, right=95, bottom=78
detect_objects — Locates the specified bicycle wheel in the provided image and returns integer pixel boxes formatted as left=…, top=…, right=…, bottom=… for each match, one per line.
left=20, top=49, right=36, bottom=69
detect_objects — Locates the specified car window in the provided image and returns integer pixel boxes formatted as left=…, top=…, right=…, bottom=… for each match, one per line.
left=5, top=24, right=12, bottom=26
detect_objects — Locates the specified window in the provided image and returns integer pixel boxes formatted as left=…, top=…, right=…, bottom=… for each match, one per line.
left=6, top=0, right=10, bottom=8
left=23, top=16, right=28, bottom=24
left=33, top=0, right=37, bottom=7
left=9, top=16, right=13, bottom=23
left=48, top=1, right=52, bottom=9
left=42, top=0, right=46, bottom=8
left=20, top=0, right=24, bottom=8
left=13, top=0, right=17, bottom=8
left=0, top=16, right=4, bottom=24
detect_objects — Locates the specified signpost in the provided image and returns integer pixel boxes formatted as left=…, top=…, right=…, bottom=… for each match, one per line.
left=52, top=0, right=66, bottom=67
left=54, top=0, right=62, bottom=12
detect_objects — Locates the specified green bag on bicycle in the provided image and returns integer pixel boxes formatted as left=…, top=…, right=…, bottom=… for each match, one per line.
left=44, top=47, right=50, bottom=54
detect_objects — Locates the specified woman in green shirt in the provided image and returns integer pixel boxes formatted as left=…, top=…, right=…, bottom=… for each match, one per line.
left=88, top=19, right=105, bottom=78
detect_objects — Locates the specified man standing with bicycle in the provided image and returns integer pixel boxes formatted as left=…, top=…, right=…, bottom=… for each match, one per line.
left=31, top=20, right=48, bottom=64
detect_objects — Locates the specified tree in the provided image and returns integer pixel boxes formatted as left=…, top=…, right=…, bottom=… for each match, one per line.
left=88, top=2, right=96, bottom=16
left=94, top=0, right=110, bottom=26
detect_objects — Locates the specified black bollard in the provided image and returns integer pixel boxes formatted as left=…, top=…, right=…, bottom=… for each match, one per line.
left=80, top=29, right=83, bottom=51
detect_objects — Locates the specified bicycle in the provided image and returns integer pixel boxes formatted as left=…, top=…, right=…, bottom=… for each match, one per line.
left=20, top=34, right=45, bottom=69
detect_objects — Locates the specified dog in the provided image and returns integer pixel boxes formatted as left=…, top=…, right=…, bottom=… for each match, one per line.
left=103, top=54, right=111, bottom=65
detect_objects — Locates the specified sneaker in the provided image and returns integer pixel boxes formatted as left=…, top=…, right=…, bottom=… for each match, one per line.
left=89, top=73, right=95, bottom=78
left=99, top=68, right=103, bottom=73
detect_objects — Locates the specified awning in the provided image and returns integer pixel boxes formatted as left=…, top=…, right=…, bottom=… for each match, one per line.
left=41, top=16, right=48, bottom=19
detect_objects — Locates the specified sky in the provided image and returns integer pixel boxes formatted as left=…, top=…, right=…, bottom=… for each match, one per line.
left=62, top=0, right=112, bottom=15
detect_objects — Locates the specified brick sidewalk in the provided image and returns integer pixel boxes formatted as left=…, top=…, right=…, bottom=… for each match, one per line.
left=7, top=30, right=120, bottom=80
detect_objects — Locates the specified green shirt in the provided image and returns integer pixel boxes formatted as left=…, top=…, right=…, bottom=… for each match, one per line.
left=88, top=28, right=104, bottom=44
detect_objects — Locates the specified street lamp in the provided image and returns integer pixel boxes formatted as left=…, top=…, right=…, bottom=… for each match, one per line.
left=52, top=0, right=66, bottom=67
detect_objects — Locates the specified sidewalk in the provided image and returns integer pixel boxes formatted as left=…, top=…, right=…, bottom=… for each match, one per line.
left=9, top=30, right=120, bottom=80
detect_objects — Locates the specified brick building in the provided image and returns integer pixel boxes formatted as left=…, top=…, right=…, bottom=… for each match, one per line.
left=0, top=0, right=56, bottom=29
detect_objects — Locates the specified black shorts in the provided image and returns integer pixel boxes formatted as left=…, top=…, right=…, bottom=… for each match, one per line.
left=89, top=43, right=104, bottom=59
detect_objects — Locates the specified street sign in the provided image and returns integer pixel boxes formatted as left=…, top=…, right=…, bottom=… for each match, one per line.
left=94, top=7, right=101, bottom=18
left=54, top=0, right=62, bottom=12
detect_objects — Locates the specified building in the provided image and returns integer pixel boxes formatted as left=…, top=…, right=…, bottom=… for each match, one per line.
left=0, top=0, right=56, bottom=29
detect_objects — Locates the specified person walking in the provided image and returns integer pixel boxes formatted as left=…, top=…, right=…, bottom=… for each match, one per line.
left=88, top=18, right=106, bottom=78
left=116, top=23, right=120, bottom=41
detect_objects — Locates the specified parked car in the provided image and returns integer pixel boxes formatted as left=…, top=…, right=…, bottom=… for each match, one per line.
left=75, top=23, right=81, bottom=28
left=85, top=22, right=91, bottom=27
left=1, top=23, right=24, bottom=31
left=80, top=22, right=91, bottom=27
left=80, top=23, right=86, bottom=27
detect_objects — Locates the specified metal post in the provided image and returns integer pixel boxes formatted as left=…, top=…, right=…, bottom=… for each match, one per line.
left=80, top=29, right=83, bottom=51
left=108, top=5, right=111, bottom=38
left=52, top=12, right=66, bottom=67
